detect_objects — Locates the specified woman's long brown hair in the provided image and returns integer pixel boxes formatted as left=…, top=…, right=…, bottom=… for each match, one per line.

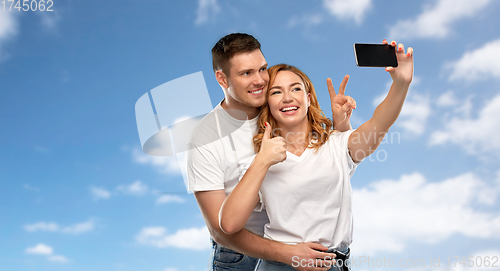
left=253, top=64, right=333, bottom=153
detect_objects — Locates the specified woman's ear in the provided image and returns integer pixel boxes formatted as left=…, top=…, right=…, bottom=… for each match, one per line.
left=215, top=70, right=229, bottom=89
left=307, top=93, right=311, bottom=107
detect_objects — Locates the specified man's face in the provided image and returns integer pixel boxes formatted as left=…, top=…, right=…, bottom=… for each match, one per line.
left=223, top=49, right=269, bottom=110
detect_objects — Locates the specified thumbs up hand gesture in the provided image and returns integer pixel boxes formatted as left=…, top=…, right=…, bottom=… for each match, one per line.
left=256, top=122, right=287, bottom=168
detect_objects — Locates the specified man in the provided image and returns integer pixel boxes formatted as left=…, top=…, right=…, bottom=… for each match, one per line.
left=186, top=33, right=355, bottom=270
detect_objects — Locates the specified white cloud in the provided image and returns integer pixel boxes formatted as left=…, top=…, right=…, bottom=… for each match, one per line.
left=133, top=147, right=181, bottom=175
left=397, top=92, right=431, bottom=136
left=388, top=0, right=492, bottom=40
left=61, top=220, right=94, bottom=234
left=430, top=93, right=500, bottom=155
left=48, top=255, right=69, bottom=263
left=24, top=222, right=59, bottom=232
left=117, top=180, right=149, bottom=196
left=136, top=226, right=210, bottom=250
left=25, top=244, right=69, bottom=263
left=446, top=38, right=500, bottom=82
left=408, top=249, right=500, bottom=271
left=352, top=172, right=500, bottom=255
left=436, top=90, right=459, bottom=107
left=24, top=220, right=94, bottom=234
left=90, top=186, right=111, bottom=200
left=288, top=13, right=324, bottom=28
left=26, top=244, right=53, bottom=255
left=452, top=249, right=500, bottom=271
left=38, top=10, right=61, bottom=32
left=195, top=0, right=220, bottom=25
left=372, top=78, right=430, bottom=136
left=156, top=195, right=185, bottom=204
left=0, top=10, right=19, bottom=59
left=323, top=0, right=372, bottom=25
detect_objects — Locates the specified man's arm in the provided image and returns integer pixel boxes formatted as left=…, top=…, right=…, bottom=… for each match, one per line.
left=195, top=189, right=336, bottom=270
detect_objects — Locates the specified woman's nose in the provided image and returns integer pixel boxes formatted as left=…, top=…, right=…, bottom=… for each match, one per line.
left=281, top=91, right=293, bottom=103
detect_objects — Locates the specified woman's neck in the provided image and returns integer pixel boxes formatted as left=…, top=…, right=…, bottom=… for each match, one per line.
left=278, top=121, right=311, bottom=155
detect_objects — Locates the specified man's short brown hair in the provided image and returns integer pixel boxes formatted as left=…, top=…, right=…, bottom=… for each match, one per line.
left=212, top=33, right=261, bottom=76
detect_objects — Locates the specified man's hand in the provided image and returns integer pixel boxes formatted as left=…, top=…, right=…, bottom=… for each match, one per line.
left=283, top=242, right=336, bottom=271
left=327, top=75, right=356, bottom=131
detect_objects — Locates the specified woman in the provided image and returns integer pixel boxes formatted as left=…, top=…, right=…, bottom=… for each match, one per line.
left=219, top=40, right=413, bottom=270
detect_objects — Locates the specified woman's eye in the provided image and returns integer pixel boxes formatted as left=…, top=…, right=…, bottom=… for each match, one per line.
left=293, top=87, right=301, bottom=92
left=271, top=91, right=281, bottom=95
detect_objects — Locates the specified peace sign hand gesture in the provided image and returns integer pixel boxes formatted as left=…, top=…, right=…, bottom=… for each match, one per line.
left=327, top=75, right=356, bottom=131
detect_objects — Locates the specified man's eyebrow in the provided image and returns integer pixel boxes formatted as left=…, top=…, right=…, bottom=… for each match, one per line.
left=237, top=63, right=267, bottom=74
left=237, top=68, right=253, bottom=74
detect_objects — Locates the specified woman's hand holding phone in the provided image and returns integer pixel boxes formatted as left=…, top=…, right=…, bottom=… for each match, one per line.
left=383, top=39, right=413, bottom=85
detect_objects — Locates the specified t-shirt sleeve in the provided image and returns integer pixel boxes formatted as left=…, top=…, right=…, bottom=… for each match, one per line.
left=339, top=129, right=363, bottom=176
left=186, top=143, right=225, bottom=192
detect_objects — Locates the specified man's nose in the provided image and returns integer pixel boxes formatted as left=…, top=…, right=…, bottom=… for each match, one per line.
left=253, top=72, right=266, bottom=86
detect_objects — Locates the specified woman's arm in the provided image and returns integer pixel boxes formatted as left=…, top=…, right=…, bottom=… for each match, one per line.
left=219, top=122, right=286, bottom=234
left=348, top=40, right=414, bottom=162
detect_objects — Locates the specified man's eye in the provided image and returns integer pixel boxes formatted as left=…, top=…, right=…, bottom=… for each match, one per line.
left=260, top=67, right=267, bottom=72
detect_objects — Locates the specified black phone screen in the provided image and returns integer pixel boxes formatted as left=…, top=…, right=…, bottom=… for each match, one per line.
left=353, top=43, right=398, bottom=67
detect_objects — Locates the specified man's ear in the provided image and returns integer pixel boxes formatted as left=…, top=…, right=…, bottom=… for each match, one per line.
left=215, top=70, right=229, bottom=89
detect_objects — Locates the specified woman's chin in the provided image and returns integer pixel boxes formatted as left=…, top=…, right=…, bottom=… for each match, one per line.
left=274, top=116, right=308, bottom=129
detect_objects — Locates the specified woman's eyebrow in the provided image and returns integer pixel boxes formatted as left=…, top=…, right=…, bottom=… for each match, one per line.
left=289, top=82, right=302, bottom=87
left=270, top=82, right=302, bottom=90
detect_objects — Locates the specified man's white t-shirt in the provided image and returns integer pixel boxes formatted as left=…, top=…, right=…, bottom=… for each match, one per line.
left=243, top=130, right=361, bottom=249
left=186, top=102, right=269, bottom=236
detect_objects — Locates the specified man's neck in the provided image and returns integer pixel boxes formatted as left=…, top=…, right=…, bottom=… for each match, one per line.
left=220, top=99, right=260, bottom=120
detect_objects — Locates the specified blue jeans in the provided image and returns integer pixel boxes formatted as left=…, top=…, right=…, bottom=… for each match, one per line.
left=208, top=238, right=259, bottom=270
left=254, top=247, right=350, bottom=271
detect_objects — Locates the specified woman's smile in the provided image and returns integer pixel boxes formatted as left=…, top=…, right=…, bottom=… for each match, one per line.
left=268, top=70, right=310, bottom=127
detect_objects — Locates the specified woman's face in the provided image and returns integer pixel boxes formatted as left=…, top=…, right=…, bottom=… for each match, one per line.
left=267, top=70, right=310, bottom=128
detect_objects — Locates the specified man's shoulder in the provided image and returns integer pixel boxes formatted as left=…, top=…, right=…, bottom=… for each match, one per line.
left=188, top=106, right=250, bottom=147
left=188, top=108, right=221, bottom=147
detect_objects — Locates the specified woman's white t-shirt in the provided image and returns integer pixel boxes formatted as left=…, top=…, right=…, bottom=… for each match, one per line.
left=243, top=129, right=362, bottom=249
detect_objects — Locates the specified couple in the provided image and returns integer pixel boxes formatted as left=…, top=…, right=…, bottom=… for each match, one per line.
left=186, top=33, right=413, bottom=270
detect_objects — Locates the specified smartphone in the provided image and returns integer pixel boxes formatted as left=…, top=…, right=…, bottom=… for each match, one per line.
left=353, top=43, right=398, bottom=67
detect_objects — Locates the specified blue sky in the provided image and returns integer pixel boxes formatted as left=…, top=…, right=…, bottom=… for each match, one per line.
left=1, top=0, right=500, bottom=270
